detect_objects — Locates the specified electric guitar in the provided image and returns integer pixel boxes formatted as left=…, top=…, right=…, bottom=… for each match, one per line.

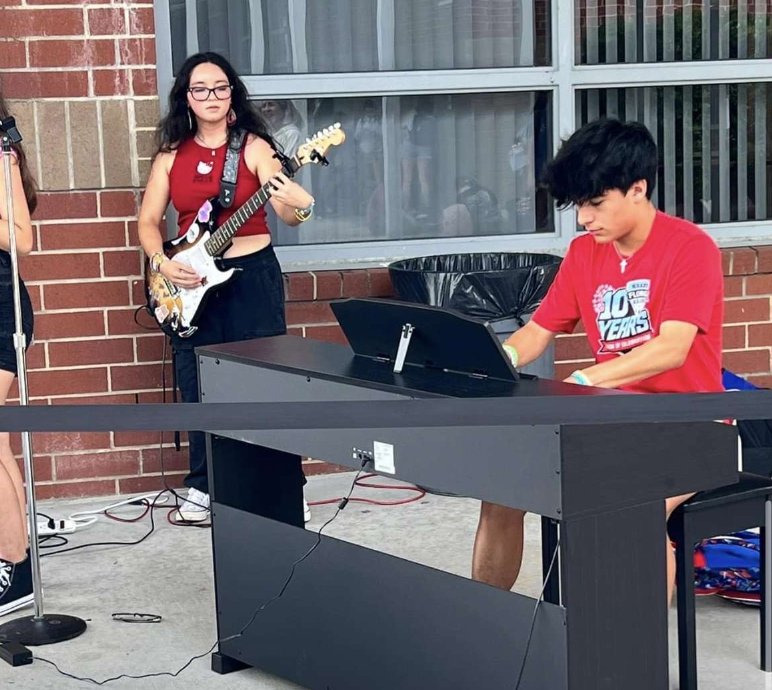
left=145, top=124, right=346, bottom=337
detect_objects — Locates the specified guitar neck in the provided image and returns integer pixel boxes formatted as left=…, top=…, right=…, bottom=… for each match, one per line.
left=205, top=155, right=300, bottom=256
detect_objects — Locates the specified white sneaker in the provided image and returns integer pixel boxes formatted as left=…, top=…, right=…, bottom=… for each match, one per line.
left=303, top=497, right=311, bottom=523
left=177, top=488, right=210, bottom=523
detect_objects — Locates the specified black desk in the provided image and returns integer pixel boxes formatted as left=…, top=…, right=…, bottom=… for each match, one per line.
left=197, top=334, right=738, bottom=690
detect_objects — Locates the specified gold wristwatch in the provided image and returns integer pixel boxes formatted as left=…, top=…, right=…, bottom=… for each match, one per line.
left=150, top=251, right=166, bottom=273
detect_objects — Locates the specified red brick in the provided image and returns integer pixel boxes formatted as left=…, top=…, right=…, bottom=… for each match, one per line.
left=26, top=285, right=41, bottom=312
left=141, top=446, right=189, bottom=473
left=755, top=246, right=772, bottom=274
left=748, top=375, right=772, bottom=389
left=118, top=473, right=185, bottom=495
left=286, top=301, right=335, bottom=325
left=88, top=7, right=127, bottom=35
left=747, top=274, right=772, bottom=295
left=305, top=325, right=348, bottom=345
left=0, top=0, right=21, bottom=5
left=132, top=67, right=158, bottom=96
left=20, top=253, right=100, bottom=281
left=51, top=393, right=135, bottom=405
left=721, top=250, right=732, bottom=276
left=0, top=71, right=89, bottom=99
left=35, top=192, right=98, bottom=221
left=40, top=222, right=126, bottom=251
left=35, top=311, right=105, bottom=340
left=28, top=367, right=108, bottom=396
left=285, top=272, right=314, bottom=301
left=0, top=8, right=84, bottom=37
left=114, top=429, right=166, bottom=447
left=342, top=270, right=370, bottom=297
left=302, top=460, right=352, bottom=477
left=749, top=324, right=772, bottom=348
left=724, top=276, right=744, bottom=298
left=37, top=479, right=116, bottom=500
left=56, top=449, right=140, bottom=480
left=107, top=307, right=158, bottom=336
left=48, top=338, right=134, bottom=367
left=127, top=221, right=140, bottom=246
left=110, top=363, right=172, bottom=391
left=0, top=40, right=26, bottom=69
left=15, top=455, right=53, bottom=483
left=12, top=431, right=111, bottom=456
left=26, top=342, right=46, bottom=370
left=723, top=325, right=747, bottom=350
left=93, top=68, right=130, bottom=96
left=44, top=280, right=129, bottom=310
left=724, top=298, right=771, bottom=324
left=100, top=191, right=138, bottom=218
left=287, top=327, right=303, bottom=337
left=27, top=0, right=104, bottom=3
left=131, top=278, right=146, bottom=306
left=128, top=6, right=154, bottom=34
left=369, top=269, right=394, bottom=298
left=104, top=250, right=142, bottom=277
left=137, top=392, right=174, bottom=404
left=315, top=271, right=342, bottom=299
left=29, top=39, right=115, bottom=68
left=731, top=248, right=758, bottom=276
left=116, top=37, right=155, bottom=65
left=136, top=336, right=167, bottom=362
left=555, top=334, right=593, bottom=361
left=722, top=349, right=771, bottom=374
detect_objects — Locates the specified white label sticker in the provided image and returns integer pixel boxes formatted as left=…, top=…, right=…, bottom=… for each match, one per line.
left=373, top=441, right=395, bottom=475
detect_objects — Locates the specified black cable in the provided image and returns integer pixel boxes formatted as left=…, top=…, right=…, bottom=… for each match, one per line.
left=40, top=491, right=165, bottom=558
left=38, top=535, right=69, bottom=549
left=35, top=461, right=368, bottom=686
left=132, top=306, right=156, bottom=332
left=513, top=532, right=561, bottom=690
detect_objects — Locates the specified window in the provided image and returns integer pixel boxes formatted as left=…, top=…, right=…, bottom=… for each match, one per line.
left=577, top=83, right=772, bottom=223
left=576, top=0, right=772, bottom=64
left=154, top=0, right=772, bottom=268
left=168, top=0, right=551, bottom=75
left=263, top=92, right=553, bottom=248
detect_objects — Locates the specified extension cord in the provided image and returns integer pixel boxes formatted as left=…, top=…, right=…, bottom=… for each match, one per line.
left=37, top=519, right=78, bottom=537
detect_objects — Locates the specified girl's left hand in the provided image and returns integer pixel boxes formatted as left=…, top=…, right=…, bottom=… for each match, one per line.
left=268, top=172, right=313, bottom=209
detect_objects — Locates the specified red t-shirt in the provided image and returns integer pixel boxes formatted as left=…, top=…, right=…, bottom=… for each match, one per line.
left=532, top=211, right=724, bottom=394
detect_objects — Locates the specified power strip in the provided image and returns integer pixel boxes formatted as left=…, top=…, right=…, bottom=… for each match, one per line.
left=37, top=518, right=78, bottom=536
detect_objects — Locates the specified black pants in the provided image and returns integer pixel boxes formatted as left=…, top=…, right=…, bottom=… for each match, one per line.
left=171, top=245, right=304, bottom=510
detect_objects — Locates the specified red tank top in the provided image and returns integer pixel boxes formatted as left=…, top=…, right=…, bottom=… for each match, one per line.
left=169, top=137, right=270, bottom=238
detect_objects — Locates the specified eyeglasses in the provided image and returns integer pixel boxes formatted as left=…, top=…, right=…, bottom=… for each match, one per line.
left=188, top=85, right=232, bottom=102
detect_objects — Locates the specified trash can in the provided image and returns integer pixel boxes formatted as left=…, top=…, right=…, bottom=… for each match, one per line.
left=388, top=252, right=561, bottom=378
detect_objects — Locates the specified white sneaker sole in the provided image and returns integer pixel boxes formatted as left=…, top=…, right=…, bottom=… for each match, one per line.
left=176, top=509, right=210, bottom=523
left=0, top=593, right=34, bottom=617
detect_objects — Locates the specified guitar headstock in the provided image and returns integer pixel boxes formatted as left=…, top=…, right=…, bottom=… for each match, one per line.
left=295, top=123, right=346, bottom=167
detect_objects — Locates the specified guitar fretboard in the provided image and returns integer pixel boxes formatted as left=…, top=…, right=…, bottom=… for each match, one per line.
left=204, top=156, right=300, bottom=257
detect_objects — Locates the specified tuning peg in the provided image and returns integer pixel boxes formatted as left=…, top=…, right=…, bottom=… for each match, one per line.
left=316, top=131, right=322, bottom=138
left=335, top=122, right=341, bottom=129
left=323, top=127, right=330, bottom=135
left=306, top=138, right=312, bottom=143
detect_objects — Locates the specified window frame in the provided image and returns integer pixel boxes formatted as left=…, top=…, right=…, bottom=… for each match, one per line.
left=153, top=0, right=772, bottom=271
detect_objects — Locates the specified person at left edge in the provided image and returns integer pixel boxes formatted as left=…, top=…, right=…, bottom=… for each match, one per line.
left=138, top=52, right=314, bottom=525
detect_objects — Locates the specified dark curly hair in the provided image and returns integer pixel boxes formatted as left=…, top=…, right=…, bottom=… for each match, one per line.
left=0, top=92, right=38, bottom=214
left=155, top=51, right=276, bottom=155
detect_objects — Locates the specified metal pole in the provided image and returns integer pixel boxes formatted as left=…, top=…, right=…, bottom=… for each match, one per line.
left=0, top=123, right=85, bottom=648
left=2, top=135, right=43, bottom=619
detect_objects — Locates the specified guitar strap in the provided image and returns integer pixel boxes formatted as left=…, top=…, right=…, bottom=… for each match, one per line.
left=219, top=128, right=247, bottom=209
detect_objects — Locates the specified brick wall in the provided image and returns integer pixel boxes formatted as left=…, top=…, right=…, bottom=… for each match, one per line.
left=0, top=1, right=770, bottom=499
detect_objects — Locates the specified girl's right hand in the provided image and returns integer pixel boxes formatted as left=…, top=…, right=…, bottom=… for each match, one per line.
left=159, top=259, right=202, bottom=288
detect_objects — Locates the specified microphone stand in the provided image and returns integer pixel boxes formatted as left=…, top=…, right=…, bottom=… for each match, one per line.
left=0, top=117, right=86, bottom=647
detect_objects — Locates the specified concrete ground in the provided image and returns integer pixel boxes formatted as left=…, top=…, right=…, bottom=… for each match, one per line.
left=1, top=472, right=770, bottom=690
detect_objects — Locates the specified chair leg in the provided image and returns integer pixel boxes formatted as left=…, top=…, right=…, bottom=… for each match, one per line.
left=673, top=512, right=699, bottom=690
left=762, top=498, right=772, bottom=672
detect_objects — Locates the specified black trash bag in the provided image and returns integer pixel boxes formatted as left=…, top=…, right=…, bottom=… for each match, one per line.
left=388, top=252, right=562, bottom=323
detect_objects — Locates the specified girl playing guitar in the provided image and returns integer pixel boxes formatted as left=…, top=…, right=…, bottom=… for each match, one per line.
left=138, top=52, right=314, bottom=524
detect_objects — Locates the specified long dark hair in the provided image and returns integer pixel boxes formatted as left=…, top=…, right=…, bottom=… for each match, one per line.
left=0, top=93, right=38, bottom=215
left=156, top=52, right=276, bottom=155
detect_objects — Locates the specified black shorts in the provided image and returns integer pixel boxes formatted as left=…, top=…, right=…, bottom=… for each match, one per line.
left=0, top=259, right=33, bottom=376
